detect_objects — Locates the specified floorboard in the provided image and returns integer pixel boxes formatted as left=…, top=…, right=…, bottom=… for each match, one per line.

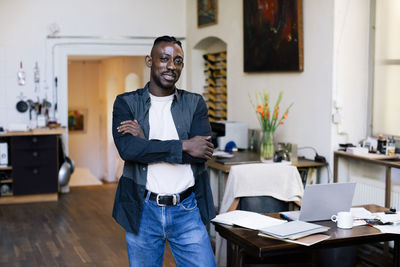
left=0, top=184, right=176, bottom=267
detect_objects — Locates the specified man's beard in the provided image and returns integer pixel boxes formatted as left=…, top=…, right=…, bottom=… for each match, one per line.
left=152, top=71, right=178, bottom=90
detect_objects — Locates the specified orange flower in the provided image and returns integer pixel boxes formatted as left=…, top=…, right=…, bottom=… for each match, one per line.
left=249, top=90, right=293, bottom=133
left=256, top=105, right=263, bottom=114
left=283, top=111, right=289, bottom=119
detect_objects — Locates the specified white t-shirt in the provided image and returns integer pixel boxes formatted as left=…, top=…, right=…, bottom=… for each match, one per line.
left=146, top=93, right=195, bottom=194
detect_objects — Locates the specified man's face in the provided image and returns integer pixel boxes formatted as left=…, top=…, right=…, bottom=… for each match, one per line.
left=147, top=42, right=184, bottom=90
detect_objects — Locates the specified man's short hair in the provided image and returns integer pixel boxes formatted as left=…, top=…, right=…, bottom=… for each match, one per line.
left=153, top=36, right=182, bottom=49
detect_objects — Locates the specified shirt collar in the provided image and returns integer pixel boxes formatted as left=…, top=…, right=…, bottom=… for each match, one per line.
left=143, top=82, right=181, bottom=102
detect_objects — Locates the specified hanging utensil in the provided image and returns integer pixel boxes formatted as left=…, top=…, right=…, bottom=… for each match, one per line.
left=16, top=100, right=28, bottom=113
left=34, top=62, right=40, bottom=95
left=16, top=92, right=28, bottom=113
left=27, top=99, right=34, bottom=120
left=33, top=62, right=40, bottom=83
left=17, top=61, right=26, bottom=86
left=54, top=77, right=58, bottom=112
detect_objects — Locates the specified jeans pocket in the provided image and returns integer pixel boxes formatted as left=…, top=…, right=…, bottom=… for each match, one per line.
left=180, top=194, right=197, bottom=211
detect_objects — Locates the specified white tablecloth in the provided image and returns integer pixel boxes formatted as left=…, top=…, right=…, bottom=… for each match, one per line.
left=216, top=163, right=304, bottom=266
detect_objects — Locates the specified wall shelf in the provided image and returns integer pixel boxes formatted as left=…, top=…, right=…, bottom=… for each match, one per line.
left=203, top=51, right=227, bottom=122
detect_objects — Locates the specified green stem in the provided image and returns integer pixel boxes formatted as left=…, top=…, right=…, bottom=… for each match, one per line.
left=260, top=130, right=274, bottom=161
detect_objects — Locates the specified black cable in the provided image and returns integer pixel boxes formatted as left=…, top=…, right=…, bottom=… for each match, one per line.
left=325, top=163, right=332, bottom=183
left=298, top=147, right=330, bottom=183
left=298, top=146, right=326, bottom=163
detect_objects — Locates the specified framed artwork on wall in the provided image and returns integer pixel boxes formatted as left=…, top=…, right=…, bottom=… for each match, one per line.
left=68, top=108, right=87, bottom=132
left=198, top=0, right=218, bottom=28
left=243, top=0, right=304, bottom=72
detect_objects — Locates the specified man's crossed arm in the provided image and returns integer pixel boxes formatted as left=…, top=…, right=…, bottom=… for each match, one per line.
left=117, top=120, right=214, bottom=160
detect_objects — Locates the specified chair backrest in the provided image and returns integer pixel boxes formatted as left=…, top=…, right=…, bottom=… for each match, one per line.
left=238, top=195, right=289, bottom=214
left=220, top=163, right=304, bottom=214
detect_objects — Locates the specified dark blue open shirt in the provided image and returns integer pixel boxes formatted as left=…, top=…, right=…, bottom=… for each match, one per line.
left=112, top=83, right=216, bottom=234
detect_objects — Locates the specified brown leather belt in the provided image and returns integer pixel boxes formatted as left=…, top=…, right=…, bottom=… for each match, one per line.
left=145, top=186, right=194, bottom=206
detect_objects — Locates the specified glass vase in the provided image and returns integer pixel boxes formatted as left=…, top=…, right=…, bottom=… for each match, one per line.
left=260, top=130, right=275, bottom=162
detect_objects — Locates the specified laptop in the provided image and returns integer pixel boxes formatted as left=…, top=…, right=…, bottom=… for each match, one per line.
left=280, top=182, right=356, bottom=222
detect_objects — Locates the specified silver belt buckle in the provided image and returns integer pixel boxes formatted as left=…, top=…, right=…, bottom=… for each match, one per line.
left=156, top=194, right=177, bottom=206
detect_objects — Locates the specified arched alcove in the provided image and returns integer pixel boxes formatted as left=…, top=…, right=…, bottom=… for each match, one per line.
left=193, top=36, right=227, bottom=51
left=191, top=36, right=227, bottom=95
left=191, top=36, right=228, bottom=122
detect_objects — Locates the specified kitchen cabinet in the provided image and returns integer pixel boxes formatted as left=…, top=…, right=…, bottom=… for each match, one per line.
left=0, top=128, right=66, bottom=204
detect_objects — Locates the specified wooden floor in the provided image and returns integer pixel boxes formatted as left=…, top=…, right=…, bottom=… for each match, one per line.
left=0, top=184, right=176, bottom=267
left=1, top=184, right=390, bottom=267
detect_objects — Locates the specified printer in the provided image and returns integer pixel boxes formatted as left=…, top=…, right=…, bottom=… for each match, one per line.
left=211, top=121, right=248, bottom=150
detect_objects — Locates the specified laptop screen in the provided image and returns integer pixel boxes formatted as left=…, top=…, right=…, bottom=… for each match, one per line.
left=299, top=183, right=356, bottom=221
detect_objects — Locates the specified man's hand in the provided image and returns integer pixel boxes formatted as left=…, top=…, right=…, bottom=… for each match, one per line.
left=182, top=136, right=214, bottom=160
left=117, top=120, right=145, bottom=138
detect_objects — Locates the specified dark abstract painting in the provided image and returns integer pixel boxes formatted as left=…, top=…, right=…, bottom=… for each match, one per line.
left=244, top=0, right=303, bottom=72
left=198, top=0, right=218, bottom=27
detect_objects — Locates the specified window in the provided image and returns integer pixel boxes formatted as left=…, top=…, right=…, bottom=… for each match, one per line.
left=372, top=0, right=400, bottom=137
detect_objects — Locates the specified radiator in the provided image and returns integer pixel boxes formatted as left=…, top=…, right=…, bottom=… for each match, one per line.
left=352, top=176, right=400, bottom=209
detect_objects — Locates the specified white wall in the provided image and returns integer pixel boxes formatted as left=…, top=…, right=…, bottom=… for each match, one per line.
left=0, top=0, right=186, bottom=130
left=186, top=0, right=335, bottom=180
left=331, top=0, right=371, bottom=154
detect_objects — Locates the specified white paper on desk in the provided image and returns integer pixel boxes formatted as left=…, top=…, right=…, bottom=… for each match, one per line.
left=375, top=212, right=400, bottom=224
left=350, top=207, right=375, bottom=219
left=374, top=225, right=400, bottom=234
left=212, top=150, right=234, bottom=158
left=352, top=220, right=367, bottom=227
left=211, top=210, right=244, bottom=225
left=211, top=210, right=286, bottom=230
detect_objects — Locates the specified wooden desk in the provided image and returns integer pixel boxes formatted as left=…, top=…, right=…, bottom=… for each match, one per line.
left=333, top=151, right=400, bottom=208
left=207, top=150, right=327, bottom=173
left=206, top=150, right=327, bottom=210
left=213, top=204, right=399, bottom=267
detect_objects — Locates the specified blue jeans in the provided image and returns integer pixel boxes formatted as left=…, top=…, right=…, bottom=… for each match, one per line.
left=126, top=192, right=216, bottom=267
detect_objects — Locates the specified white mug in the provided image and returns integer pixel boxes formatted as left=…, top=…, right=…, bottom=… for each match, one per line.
left=331, top=211, right=353, bottom=229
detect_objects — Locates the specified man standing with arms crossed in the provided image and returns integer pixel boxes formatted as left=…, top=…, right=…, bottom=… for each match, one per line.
left=112, top=36, right=217, bottom=266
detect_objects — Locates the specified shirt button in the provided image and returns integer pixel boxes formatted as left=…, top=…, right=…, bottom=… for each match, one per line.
left=143, top=167, right=146, bottom=171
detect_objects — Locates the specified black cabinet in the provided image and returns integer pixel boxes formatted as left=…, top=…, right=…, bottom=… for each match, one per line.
left=11, top=135, right=59, bottom=195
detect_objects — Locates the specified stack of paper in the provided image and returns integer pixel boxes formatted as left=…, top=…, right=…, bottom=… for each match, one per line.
left=211, top=210, right=286, bottom=230
left=259, top=220, right=328, bottom=240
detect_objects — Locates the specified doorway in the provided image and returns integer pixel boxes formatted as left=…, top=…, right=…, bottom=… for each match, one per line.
left=49, top=37, right=186, bottom=182
left=67, top=56, right=147, bottom=184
